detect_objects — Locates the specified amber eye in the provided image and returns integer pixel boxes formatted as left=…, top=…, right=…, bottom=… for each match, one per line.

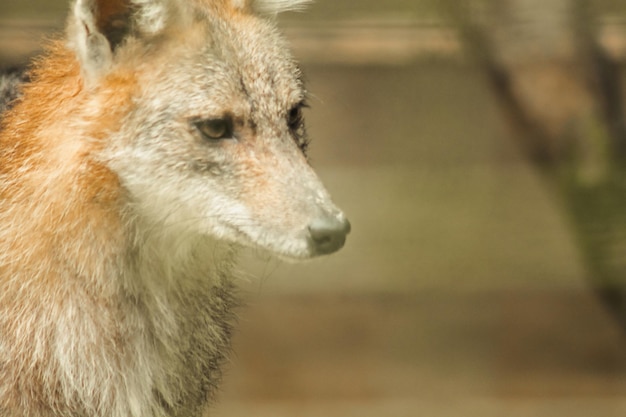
left=195, top=118, right=233, bottom=141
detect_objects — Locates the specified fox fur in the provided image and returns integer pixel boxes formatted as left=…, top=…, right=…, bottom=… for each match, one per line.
left=0, top=68, right=28, bottom=116
left=0, top=1, right=348, bottom=416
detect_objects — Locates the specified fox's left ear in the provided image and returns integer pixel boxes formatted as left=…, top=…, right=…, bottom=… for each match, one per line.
left=68, top=0, right=174, bottom=82
left=231, top=0, right=312, bottom=14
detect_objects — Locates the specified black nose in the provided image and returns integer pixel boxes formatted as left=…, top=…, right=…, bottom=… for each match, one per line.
left=308, top=215, right=351, bottom=255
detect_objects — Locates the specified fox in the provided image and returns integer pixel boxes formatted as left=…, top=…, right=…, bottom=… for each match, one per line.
left=0, top=0, right=350, bottom=416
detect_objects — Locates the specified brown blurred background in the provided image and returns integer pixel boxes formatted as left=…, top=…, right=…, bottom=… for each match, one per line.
left=2, top=1, right=626, bottom=416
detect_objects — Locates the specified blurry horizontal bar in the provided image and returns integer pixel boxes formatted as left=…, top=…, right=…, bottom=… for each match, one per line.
left=1, top=17, right=625, bottom=66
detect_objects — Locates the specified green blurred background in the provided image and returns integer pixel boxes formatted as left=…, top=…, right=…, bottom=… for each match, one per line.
left=1, top=1, right=625, bottom=416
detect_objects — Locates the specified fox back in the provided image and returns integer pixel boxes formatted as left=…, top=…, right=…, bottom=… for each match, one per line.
left=0, top=1, right=349, bottom=416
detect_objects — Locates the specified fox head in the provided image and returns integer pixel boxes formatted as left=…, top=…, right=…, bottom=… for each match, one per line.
left=64, top=0, right=349, bottom=260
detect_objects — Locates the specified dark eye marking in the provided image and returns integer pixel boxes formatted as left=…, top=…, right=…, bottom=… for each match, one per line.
left=194, top=117, right=234, bottom=141
left=287, top=101, right=310, bottom=154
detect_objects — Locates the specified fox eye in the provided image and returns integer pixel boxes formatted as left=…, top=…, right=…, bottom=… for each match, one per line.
left=195, top=118, right=233, bottom=141
left=287, top=103, right=309, bottom=153
left=287, top=105, right=303, bottom=131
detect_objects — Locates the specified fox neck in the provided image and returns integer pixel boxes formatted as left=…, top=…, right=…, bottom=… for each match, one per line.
left=123, top=213, right=239, bottom=298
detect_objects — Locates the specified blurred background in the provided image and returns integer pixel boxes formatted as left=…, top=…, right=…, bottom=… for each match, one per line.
left=2, top=0, right=626, bottom=416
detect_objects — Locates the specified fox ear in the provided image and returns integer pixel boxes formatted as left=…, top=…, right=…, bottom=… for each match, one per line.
left=69, top=0, right=172, bottom=81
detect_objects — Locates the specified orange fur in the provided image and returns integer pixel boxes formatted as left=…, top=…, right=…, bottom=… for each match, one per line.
left=0, top=39, right=135, bottom=248
left=0, top=40, right=133, bottom=413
